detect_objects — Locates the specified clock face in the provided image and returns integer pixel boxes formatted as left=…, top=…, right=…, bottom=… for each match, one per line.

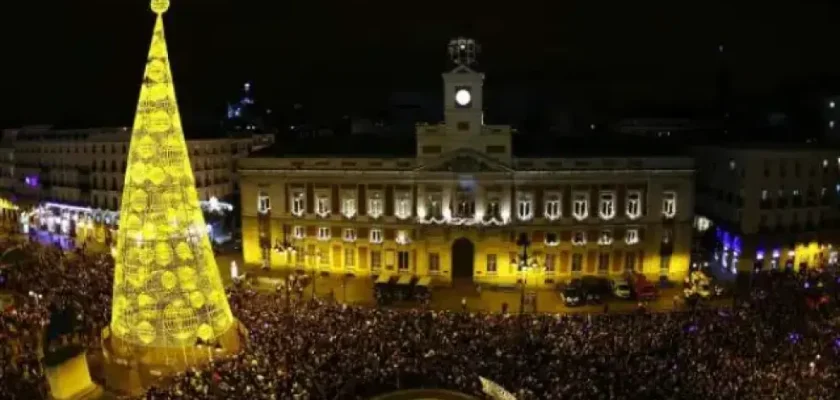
left=455, top=89, right=472, bottom=106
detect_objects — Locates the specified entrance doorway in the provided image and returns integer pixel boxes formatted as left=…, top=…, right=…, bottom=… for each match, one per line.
left=451, top=238, right=475, bottom=279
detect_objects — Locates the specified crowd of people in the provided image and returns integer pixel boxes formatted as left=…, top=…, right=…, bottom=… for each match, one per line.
left=2, top=235, right=840, bottom=399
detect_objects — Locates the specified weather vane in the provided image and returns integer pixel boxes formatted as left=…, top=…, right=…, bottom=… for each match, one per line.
left=151, top=0, right=170, bottom=14
left=448, top=37, right=479, bottom=67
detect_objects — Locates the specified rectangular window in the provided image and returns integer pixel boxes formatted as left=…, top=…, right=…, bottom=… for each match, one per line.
left=295, top=246, right=304, bottom=264
left=385, top=249, right=395, bottom=271
left=291, top=192, right=305, bottom=216
left=394, top=195, right=411, bottom=219
left=316, top=195, right=330, bottom=216
left=625, top=229, right=639, bottom=245
left=398, top=251, right=410, bottom=272
left=485, top=198, right=500, bottom=219
left=626, top=190, right=642, bottom=219
left=662, top=191, right=677, bottom=218
left=572, top=231, right=586, bottom=246
left=317, top=226, right=331, bottom=241
left=625, top=252, right=636, bottom=272
left=598, top=253, right=609, bottom=274
left=370, top=250, right=381, bottom=271
left=572, top=192, right=589, bottom=220
left=428, top=253, right=440, bottom=273
left=369, top=229, right=383, bottom=244
left=342, top=228, right=357, bottom=242
left=341, top=197, right=357, bottom=218
left=486, top=254, right=497, bottom=273
left=544, top=194, right=561, bottom=220
left=598, top=191, right=616, bottom=220
left=292, top=226, right=305, bottom=239
left=344, top=247, right=355, bottom=268
left=456, top=195, right=475, bottom=218
left=318, top=247, right=329, bottom=266
left=517, top=193, right=533, bottom=220
left=545, top=254, right=556, bottom=273
left=368, top=193, right=383, bottom=218
left=571, top=254, right=583, bottom=273
left=457, top=121, right=470, bottom=131
left=660, top=255, right=671, bottom=276
left=258, top=192, right=271, bottom=213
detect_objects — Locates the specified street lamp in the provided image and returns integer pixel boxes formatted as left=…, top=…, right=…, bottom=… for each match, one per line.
left=516, top=232, right=531, bottom=317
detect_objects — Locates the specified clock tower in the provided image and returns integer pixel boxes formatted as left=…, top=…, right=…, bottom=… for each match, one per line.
left=416, top=38, right=512, bottom=163
left=443, top=38, right=484, bottom=136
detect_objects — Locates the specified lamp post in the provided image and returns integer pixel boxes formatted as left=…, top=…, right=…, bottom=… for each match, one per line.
left=311, top=249, right=320, bottom=300
left=516, top=232, right=531, bottom=317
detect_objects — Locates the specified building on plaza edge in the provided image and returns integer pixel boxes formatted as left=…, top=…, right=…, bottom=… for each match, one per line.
left=693, top=144, right=840, bottom=276
left=239, top=39, right=695, bottom=286
left=0, top=125, right=271, bottom=244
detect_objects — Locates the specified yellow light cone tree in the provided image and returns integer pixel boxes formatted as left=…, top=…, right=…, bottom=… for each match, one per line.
left=109, top=0, right=234, bottom=350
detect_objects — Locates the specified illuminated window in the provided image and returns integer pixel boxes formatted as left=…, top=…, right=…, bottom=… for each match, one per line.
left=598, top=191, right=616, bottom=220
left=429, top=253, right=440, bottom=273
left=368, top=192, right=383, bottom=218
left=625, top=229, right=639, bottom=245
left=396, top=230, right=411, bottom=245
left=342, top=228, right=357, bottom=242
left=292, top=225, right=305, bottom=239
left=572, top=192, right=589, bottom=221
left=257, top=191, right=271, bottom=214
left=662, top=191, right=677, bottom=218
left=544, top=232, right=559, bottom=247
left=597, top=230, right=613, bottom=245
left=369, top=228, right=383, bottom=244
left=341, top=196, right=357, bottom=218
left=291, top=192, right=305, bottom=216
left=517, top=192, right=533, bottom=221
left=455, top=193, right=475, bottom=218
left=544, top=193, right=561, bottom=220
left=395, top=194, right=411, bottom=219
left=486, top=254, right=497, bottom=273
left=485, top=197, right=500, bottom=220
left=572, top=231, right=586, bottom=246
left=317, top=227, right=331, bottom=241
left=344, top=248, right=355, bottom=268
left=626, top=191, right=642, bottom=219
left=315, top=195, right=331, bottom=217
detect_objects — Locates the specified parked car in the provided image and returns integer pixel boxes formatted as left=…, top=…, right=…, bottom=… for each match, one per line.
left=561, top=279, right=585, bottom=307
left=610, top=278, right=632, bottom=299
left=627, top=273, right=657, bottom=300
left=581, top=276, right=611, bottom=303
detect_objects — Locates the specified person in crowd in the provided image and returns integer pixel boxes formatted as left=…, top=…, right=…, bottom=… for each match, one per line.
left=2, top=237, right=840, bottom=400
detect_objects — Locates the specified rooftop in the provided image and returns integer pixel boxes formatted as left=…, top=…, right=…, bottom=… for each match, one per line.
left=250, top=133, right=691, bottom=159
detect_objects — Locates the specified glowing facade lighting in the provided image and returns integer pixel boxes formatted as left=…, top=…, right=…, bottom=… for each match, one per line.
left=109, top=2, right=234, bottom=348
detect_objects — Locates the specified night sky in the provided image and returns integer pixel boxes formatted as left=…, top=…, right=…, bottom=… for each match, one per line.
left=4, top=0, right=840, bottom=127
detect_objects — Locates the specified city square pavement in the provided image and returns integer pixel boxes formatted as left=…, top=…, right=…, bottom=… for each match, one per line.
left=16, top=231, right=731, bottom=314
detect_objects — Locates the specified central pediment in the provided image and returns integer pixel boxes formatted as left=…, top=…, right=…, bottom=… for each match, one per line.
left=415, top=149, right=512, bottom=173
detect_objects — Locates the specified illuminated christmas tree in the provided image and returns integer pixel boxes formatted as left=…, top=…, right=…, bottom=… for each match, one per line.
left=109, top=0, right=235, bottom=350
